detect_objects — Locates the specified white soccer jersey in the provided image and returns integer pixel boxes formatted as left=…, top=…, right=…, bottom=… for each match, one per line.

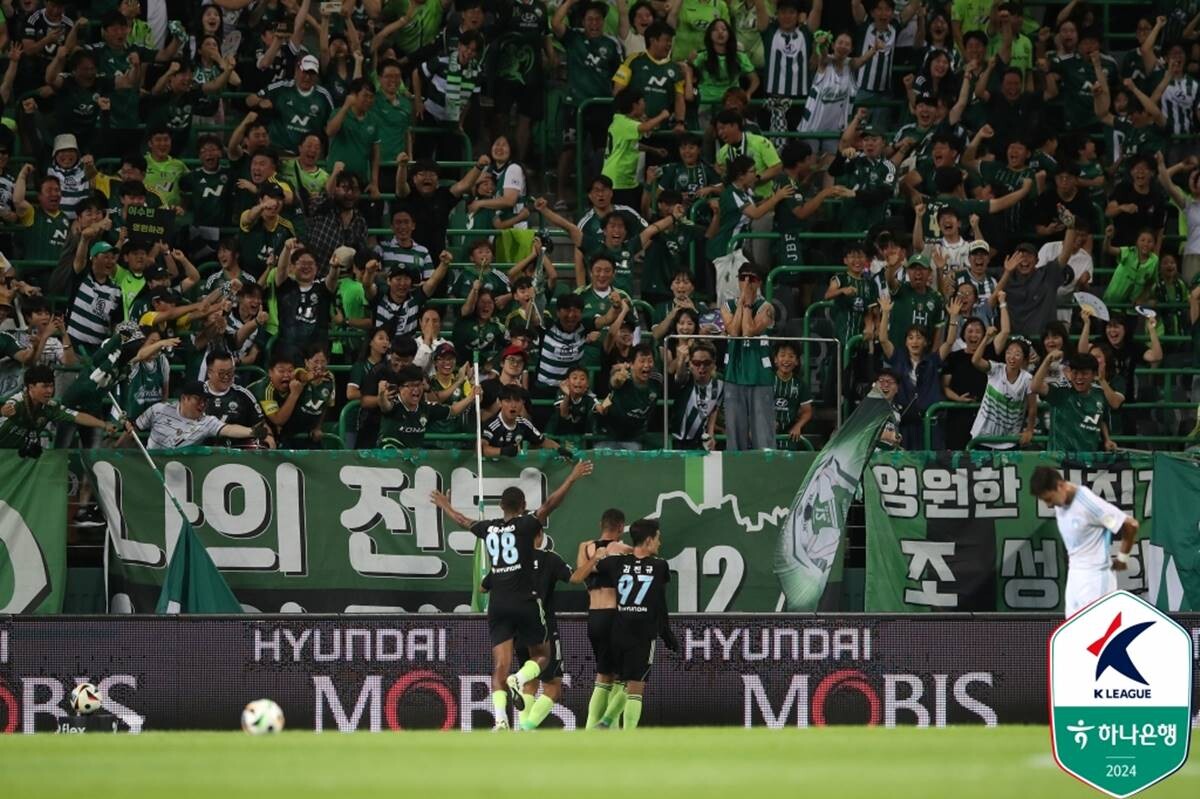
left=1055, top=485, right=1126, bottom=572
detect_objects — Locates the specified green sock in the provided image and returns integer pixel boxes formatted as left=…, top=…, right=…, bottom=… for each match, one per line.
left=492, top=690, right=508, bottom=721
left=516, top=660, right=541, bottom=686
left=600, top=682, right=626, bottom=727
left=522, top=695, right=555, bottom=730
left=519, top=694, right=535, bottom=726
left=623, top=695, right=643, bottom=729
left=586, top=683, right=612, bottom=729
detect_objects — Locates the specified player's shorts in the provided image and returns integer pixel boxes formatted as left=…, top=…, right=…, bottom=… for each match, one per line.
left=613, top=636, right=656, bottom=683
left=487, top=596, right=548, bottom=647
left=1064, top=568, right=1118, bottom=618
left=517, top=631, right=565, bottom=681
left=587, top=608, right=617, bottom=675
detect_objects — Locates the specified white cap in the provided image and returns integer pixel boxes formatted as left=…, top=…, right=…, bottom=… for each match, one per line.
left=299, top=54, right=320, bottom=73
left=52, top=133, right=79, bottom=155
left=332, top=246, right=356, bottom=268
left=968, top=239, right=990, bottom=254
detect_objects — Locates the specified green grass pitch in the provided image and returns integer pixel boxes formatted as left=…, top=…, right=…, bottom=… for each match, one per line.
left=0, top=727, right=1195, bottom=798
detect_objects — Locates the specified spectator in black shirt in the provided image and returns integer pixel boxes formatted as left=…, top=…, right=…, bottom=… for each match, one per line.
left=274, top=238, right=339, bottom=349
left=1106, top=155, right=1166, bottom=248
left=394, top=153, right=487, bottom=256
left=1034, top=162, right=1094, bottom=243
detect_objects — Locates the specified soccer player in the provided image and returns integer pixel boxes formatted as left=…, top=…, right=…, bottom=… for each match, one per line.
left=594, top=518, right=678, bottom=729
left=484, top=526, right=603, bottom=731
left=430, top=460, right=593, bottom=730
left=1030, top=466, right=1139, bottom=618
left=577, top=508, right=631, bottom=728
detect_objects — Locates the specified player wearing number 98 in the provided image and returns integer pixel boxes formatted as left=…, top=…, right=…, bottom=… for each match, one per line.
left=1030, top=466, right=1138, bottom=618
left=482, top=526, right=605, bottom=730
left=430, top=460, right=593, bottom=730
left=593, top=518, right=679, bottom=729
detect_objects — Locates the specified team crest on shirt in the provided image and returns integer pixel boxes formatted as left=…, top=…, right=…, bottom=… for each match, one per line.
left=310, top=104, right=320, bottom=115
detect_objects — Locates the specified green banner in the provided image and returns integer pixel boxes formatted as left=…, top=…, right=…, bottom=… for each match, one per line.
left=774, top=395, right=889, bottom=611
left=864, top=451, right=1156, bottom=613
left=87, top=449, right=816, bottom=613
left=1149, top=453, right=1200, bottom=612
left=0, top=451, right=68, bottom=614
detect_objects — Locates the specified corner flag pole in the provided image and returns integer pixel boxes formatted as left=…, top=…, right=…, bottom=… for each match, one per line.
left=470, top=357, right=490, bottom=611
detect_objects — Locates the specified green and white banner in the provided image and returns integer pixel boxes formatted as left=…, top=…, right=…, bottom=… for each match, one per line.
left=864, top=451, right=1161, bottom=613
left=0, top=451, right=69, bottom=614
left=87, top=449, right=816, bottom=614
left=774, top=395, right=890, bottom=611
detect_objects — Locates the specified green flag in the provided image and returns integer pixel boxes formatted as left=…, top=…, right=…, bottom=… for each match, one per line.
left=1150, top=452, right=1200, bottom=612
left=774, top=394, right=890, bottom=610
left=470, top=538, right=490, bottom=612
left=155, top=520, right=243, bottom=614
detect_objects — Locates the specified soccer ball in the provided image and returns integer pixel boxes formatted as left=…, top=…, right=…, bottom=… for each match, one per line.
left=241, top=699, right=285, bottom=735
left=70, top=683, right=102, bottom=715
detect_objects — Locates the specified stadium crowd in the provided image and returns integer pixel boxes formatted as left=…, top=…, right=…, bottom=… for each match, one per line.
left=1, top=0, right=1200, bottom=504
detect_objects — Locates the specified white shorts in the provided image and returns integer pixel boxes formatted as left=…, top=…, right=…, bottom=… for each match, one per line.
left=1064, top=568, right=1118, bottom=618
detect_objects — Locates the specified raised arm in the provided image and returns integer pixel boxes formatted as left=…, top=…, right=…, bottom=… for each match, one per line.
left=1030, top=349, right=1061, bottom=396
left=429, top=490, right=478, bottom=528
left=876, top=294, right=895, bottom=359
left=533, top=460, right=594, bottom=523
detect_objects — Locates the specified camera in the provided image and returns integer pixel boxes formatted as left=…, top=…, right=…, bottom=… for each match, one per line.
left=534, top=228, right=554, bottom=256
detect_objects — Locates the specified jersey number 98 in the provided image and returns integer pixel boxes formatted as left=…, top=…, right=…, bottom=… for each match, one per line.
left=485, top=531, right=520, bottom=566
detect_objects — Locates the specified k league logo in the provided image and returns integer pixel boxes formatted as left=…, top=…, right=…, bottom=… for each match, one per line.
left=1049, top=591, right=1193, bottom=797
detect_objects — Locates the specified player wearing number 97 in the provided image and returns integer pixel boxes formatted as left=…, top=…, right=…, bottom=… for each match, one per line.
left=482, top=527, right=605, bottom=730
left=593, top=518, right=679, bottom=729
left=1030, top=466, right=1138, bottom=618
left=430, top=460, right=594, bottom=730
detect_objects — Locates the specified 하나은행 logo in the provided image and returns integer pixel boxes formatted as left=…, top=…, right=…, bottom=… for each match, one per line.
left=1049, top=591, right=1193, bottom=798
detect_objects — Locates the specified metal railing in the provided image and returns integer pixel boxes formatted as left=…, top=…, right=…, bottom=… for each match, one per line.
left=661, top=333, right=839, bottom=450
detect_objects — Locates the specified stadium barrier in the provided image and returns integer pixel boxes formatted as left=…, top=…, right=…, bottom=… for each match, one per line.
left=3, top=613, right=1197, bottom=732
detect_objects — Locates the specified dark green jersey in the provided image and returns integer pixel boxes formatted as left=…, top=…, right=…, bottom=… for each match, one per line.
left=834, top=156, right=896, bottom=233
left=1107, top=119, right=1169, bottom=166
left=17, top=206, right=71, bottom=263
left=54, top=75, right=115, bottom=138
left=773, top=374, right=811, bottom=431
left=642, top=223, right=702, bottom=300
left=707, top=185, right=755, bottom=260
left=447, top=269, right=511, bottom=299
left=238, top=216, right=296, bottom=278
left=655, top=162, right=720, bottom=206
left=452, top=317, right=507, bottom=364
left=87, top=43, right=153, bottom=129
left=602, top=378, right=657, bottom=440
left=288, top=377, right=335, bottom=439
left=262, top=82, right=336, bottom=153
left=830, top=271, right=878, bottom=343
left=327, top=109, right=381, bottom=183
left=372, top=89, right=414, bottom=164
left=578, top=206, right=646, bottom=254
left=1049, top=51, right=1099, bottom=130
left=379, top=399, right=451, bottom=449
left=1045, top=384, right=1107, bottom=452
left=143, top=89, right=203, bottom=140
left=122, top=353, right=170, bottom=418
left=561, top=29, right=624, bottom=104
left=497, top=0, right=551, bottom=84
left=545, top=391, right=598, bottom=437
left=586, top=239, right=642, bottom=296
left=888, top=284, right=945, bottom=353
left=0, top=391, right=78, bottom=448
left=722, top=298, right=775, bottom=386
left=181, top=167, right=232, bottom=228
left=979, top=160, right=1037, bottom=233
left=612, top=52, right=685, bottom=118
